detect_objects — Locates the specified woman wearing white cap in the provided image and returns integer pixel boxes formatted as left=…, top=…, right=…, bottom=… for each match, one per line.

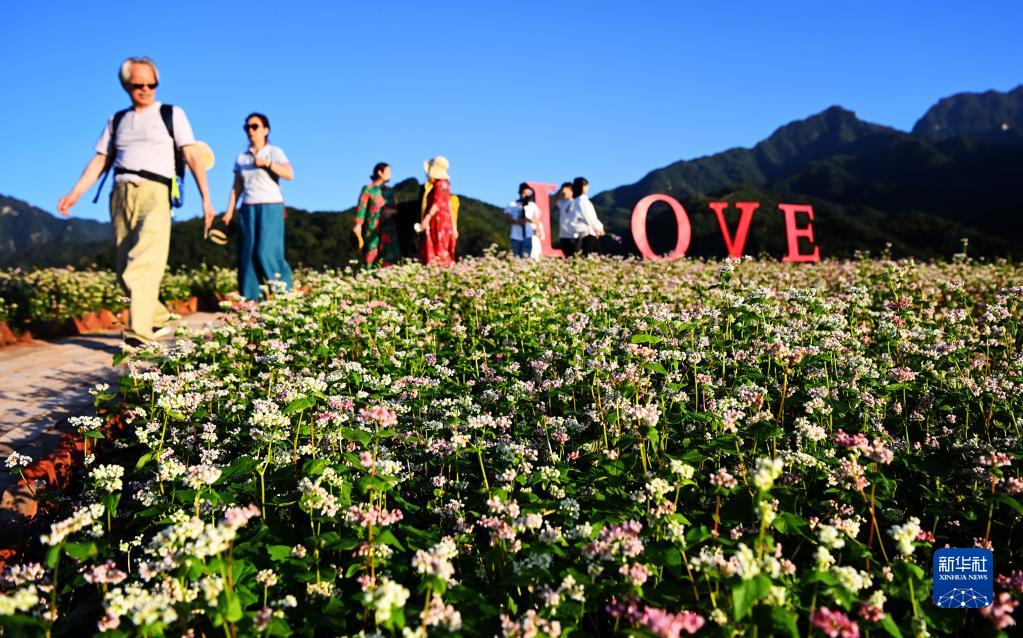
left=419, top=156, right=457, bottom=266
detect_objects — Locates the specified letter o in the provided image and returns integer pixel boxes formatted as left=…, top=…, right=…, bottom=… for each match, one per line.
left=631, top=194, right=691, bottom=261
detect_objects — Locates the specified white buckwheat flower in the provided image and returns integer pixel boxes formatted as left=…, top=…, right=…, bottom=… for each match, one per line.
left=90, top=464, right=125, bottom=493
left=5, top=451, right=33, bottom=470
left=752, top=457, right=784, bottom=491
left=363, top=578, right=410, bottom=623
left=817, top=523, right=845, bottom=549
left=669, top=459, right=695, bottom=481
left=888, top=517, right=922, bottom=557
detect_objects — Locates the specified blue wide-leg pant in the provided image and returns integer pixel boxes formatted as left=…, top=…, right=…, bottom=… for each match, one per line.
left=237, top=203, right=293, bottom=300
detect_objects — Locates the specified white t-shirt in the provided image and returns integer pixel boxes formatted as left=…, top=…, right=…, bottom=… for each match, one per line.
left=505, top=200, right=540, bottom=241
left=94, top=102, right=195, bottom=183
left=234, top=145, right=289, bottom=204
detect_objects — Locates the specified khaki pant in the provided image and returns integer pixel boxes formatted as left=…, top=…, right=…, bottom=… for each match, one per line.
left=110, top=180, right=172, bottom=341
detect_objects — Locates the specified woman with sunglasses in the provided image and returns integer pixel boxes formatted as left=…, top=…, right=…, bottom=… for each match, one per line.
left=223, top=113, right=295, bottom=300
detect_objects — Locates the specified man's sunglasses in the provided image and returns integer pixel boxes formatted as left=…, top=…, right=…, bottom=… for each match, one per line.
left=129, top=83, right=158, bottom=90
left=245, top=123, right=262, bottom=131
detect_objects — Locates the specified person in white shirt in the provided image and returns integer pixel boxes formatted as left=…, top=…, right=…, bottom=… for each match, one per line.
left=222, top=113, right=295, bottom=300
left=57, top=56, right=215, bottom=347
left=553, top=182, right=576, bottom=256
left=563, top=177, right=604, bottom=256
left=504, top=182, right=545, bottom=259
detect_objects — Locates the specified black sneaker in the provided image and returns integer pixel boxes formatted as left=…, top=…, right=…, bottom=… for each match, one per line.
left=121, top=336, right=149, bottom=352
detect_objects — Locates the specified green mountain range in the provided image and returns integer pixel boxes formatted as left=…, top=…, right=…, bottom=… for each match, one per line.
left=912, top=84, right=1023, bottom=143
left=2, top=83, right=1021, bottom=267
left=592, top=87, right=1023, bottom=259
left=0, top=195, right=112, bottom=268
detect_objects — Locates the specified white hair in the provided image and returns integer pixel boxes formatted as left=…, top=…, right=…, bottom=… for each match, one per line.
left=118, top=57, right=160, bottom=89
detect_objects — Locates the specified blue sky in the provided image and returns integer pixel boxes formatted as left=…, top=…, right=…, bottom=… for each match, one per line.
left=1, top=1, right=1020, bottom=222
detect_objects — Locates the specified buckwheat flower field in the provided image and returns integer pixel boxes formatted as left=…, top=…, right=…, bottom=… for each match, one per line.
left=2, top=256, right=1022, bottom=637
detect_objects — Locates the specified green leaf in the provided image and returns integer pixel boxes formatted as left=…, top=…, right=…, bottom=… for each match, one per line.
left=662, top=547, right=682, bottom=577
left=685, top=525, right=713, bottom=546
left=83, top=429, right=105, bottom=439
left=45, top=546, right=61, bottom=569
left=732, top=574, right=771, bottom=620
left=219, top=456, right=257, bottom=482
left=773, top=512, right=810, bottom=537
left=642, top=362, right=668, bottom=375
left=322, top=597, right=346, bottom=618
left=283, top=395, right=316, bottom=415
left=340, top=427, right=372, bottom=446
left=321, top=534, right=360, bottom=551
left=268, top=545, right=294, bottom=561
left=135, top=451, right=155, bottom=469
left=906, top=562, right=926, bottom=581
left=303, top=458, right=329, bottom=477
left=630, top=333, right=661, bottom=344
left=994, top=494, right=1023, bottom=516
left=770, top=607, right=799, bottom=638
left=223, top=591, right=243, bottom=622
left=101, top=492, right=121, bottom=517
left=663, top=547, right=682, bottom=567
left=62, top=541, right=97, bottom=561
left=879, top=614, right=904, bottom=638
left=267, top=617, right=292, bottom=637
left=376, top=529, right=406, bottom=551
left=356, top=475, right=390, bottom=494
left=232, top=558, right=258, bottom=585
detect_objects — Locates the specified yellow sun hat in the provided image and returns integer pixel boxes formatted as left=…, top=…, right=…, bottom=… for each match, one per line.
left=423, top=156, right=450, bottom=180
left=192, top=141, right=216, bottom=170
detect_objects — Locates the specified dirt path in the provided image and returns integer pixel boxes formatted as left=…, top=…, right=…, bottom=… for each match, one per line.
left=0, top=313, right=219, bottom=501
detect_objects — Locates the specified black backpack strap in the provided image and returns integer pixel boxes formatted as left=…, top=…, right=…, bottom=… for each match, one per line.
left=92, top=108, right=130, bottom=203
left=159, top=104, right=185, bottom=181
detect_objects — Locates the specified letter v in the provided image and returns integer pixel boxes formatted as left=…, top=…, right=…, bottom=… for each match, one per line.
left=709, top=202, right=760, bottom=258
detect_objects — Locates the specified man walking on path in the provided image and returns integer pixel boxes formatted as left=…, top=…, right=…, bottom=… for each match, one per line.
left=58, top=56, right=215, bottom=347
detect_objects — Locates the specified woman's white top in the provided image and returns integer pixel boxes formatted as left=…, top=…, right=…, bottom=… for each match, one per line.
left=566, top=194, right=604, bottom=239
left=234, top=144, right=289, bottom=205
left=505, top=200, right=541, bottom=241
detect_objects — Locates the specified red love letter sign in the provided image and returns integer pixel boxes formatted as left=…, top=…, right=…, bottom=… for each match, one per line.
left=709, top=201, right=760, bottom=258
left=631, top=194, right=691, bottom=261
left=778, top=204, right=821, bottom=262
left=525, top=181, right=562, bottom=257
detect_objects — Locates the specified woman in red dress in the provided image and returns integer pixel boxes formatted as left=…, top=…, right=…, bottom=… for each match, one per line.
left=419, top=156, right=457, bottom=266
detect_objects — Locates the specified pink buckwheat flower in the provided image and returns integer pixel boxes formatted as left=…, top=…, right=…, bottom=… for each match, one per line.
left=812, top=607, right=860, bottom=638
left=709, top=467, right=738, bottom=489
left=619, top=562, right=650, bottom=587
left=979, top=592, right=1018, bottom=630
left=639, top=606, right=705, bottom=637
left=359, top=405, right=398, bottom=428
